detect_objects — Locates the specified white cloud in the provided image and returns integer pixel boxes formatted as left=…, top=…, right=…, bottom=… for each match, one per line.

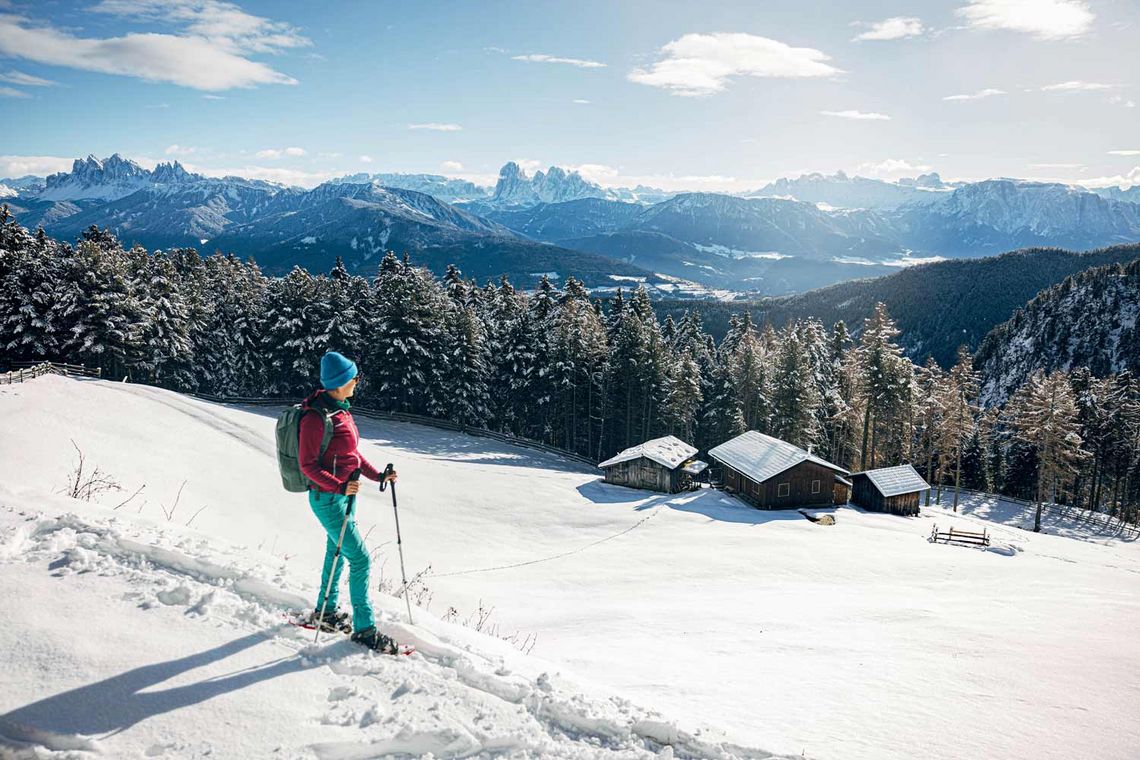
left=1109, top=95, right=1136, bottom=108
left=407, top=123, right=463, bottom=131
left=1041, top=80, right=1114, bottom=92
left=359, top=155, right=373, bottom=163
left=90, top=1, right=310, bottom=54
left=1108, top=150, right=1140, bottom=156
left=572, top=98, right=590, bottom=104
left=1030, top=162, right=1084, bottom=169
left=628, top=32, right=842, bottom=97
left=188, top=163, right=336, bottom=187
left=440, top=160, right=464, bottom=172
left=956, top=0, right=1094, bottom=40
left=202, top=94, right=225, bottom=100
left=164, top=144, right=198, bottom=156
left=0, top=154, right=75, bottom=176
left=943, top=87, right=1006, bottom=101
left=511, top=53, right=606, bottom=69
left=858, top=158, right=933, bottom=178
left=1074, top=166, right=1140, bottom=190
left=0, top=85, right=28, bottom=97
left=255, top=146, right=306, bottom=159
left=821, top=109, right=891, bottom=120
left=0, top=6, right=304, bottom=90
left=0, top=69, right=54, bottom=86
left=852, top=17, right=925, bottom=42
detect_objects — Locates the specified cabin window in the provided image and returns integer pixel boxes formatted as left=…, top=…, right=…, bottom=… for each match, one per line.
left=777, top=482, right=790, bottom=497
left=812, top=479, right=821, bottom=494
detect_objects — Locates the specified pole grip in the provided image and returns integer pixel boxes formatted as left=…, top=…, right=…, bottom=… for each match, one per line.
left=379, top=462, right=395, bottom=491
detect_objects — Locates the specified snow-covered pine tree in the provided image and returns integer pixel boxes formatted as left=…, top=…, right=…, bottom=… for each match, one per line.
left=551, top=276, right=608, bottom=455
left=1, top=221, right=67, bottom=363
left=768, top=323, right=822, bottom=449
left=729, top=318, right=770, bottom=433
left=262, top=266, right=321, bottom=397
left=135, top=249, right=195, bottom=389
left=664, top=349, right=703, bottom=443
left=697, top=354, right=746, bottom=455
left=366, top=252, right=452, bottom=415
left=442, top=303, right=491, bottom=426
left=855, top=303, right=910, bottom=469
left=56, top=236, right=146, bottom=380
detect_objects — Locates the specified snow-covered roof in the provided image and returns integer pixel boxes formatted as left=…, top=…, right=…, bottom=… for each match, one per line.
left=707, top=431, right=849, bottom=483
left=853, top=464, right=930, bottom=497
left=598, top=436, right=699, bottom=470
left=834, top=475, right=853, bottom=487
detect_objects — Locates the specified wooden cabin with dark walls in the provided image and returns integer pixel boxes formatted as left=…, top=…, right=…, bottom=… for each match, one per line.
left=708, top=431, right=850, bottom=509
left=598, top=435, right=708, bottom=493
left=850, top=465, right=930, bottom=516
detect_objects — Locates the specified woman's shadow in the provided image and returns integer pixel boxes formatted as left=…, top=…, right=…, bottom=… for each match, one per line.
left=0, top=629, right=312, bottom=744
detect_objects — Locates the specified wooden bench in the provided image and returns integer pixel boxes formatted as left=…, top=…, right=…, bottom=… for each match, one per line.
left=930, top=524, right=990, bottom=547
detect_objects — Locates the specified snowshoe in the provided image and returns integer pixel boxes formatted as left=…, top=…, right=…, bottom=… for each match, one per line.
left=285, top=608, right=351, bottom=634
left=350, top=626, right=414, bottom=656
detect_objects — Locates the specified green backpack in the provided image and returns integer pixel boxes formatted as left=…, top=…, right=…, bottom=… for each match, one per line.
left=275, top=405, right=335, bottom=492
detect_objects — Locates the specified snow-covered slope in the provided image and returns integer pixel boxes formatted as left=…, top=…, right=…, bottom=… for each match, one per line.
left=2, top=376, right=1138, bottom=760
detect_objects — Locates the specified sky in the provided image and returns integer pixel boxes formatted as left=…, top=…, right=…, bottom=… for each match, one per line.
left=0, top=0, right=1138, bottom=191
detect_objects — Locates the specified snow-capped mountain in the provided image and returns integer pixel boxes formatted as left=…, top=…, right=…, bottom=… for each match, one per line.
left=896, top=179, right=1140, bottom=254
left=748, top=170, right=955, bottom=210
left=975, top=257, right=1140, bottom=405
left=485, top=162, right=616, bottom=207
left=26, top=176, right=294, bottom=248
left=39, top=154, right=202, bottom=202
left=330, top=172, right=491, bottom=203
left=0, top=174, right=46, bottom=196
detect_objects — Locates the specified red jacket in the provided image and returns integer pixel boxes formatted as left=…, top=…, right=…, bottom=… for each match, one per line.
left=299, top=390, right=382, bottom=492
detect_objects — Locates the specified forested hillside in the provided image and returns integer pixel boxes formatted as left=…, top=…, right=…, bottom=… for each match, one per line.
left=655, top=243, right=1140, bottom=368
left=976, top=259, right=1140, bottom=405
left=4, top=216, right=1139, bottom=529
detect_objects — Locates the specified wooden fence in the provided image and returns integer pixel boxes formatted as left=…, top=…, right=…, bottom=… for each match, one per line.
left=2, top=361, right=101, bottom=384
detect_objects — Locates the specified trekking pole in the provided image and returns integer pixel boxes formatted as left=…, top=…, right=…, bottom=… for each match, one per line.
left=379, top=463, right=413, bottom=625
left=314, top=468, right=362, bottom=645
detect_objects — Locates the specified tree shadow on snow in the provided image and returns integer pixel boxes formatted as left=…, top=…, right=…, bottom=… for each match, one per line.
left=233, top=403, right=597, bottom=475
left=0, top=630, right=310, bottom=743
left=576, top=480, right=806, bottom=526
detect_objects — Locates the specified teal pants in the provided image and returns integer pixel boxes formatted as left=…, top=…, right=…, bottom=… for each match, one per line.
left=309, top=489, right=374, bottom=632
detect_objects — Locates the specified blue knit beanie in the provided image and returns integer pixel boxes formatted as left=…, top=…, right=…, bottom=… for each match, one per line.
left=320, top=351, right=358, bottom=390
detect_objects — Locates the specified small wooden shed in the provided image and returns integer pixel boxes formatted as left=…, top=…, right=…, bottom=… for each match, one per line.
left=708, top=431, right=850, bottom=509
left=598, top=436, right=708, bottom=493
left=850, top=464, right=930, bottom=516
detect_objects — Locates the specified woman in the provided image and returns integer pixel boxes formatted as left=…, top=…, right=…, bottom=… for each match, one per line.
left=299, top=350, right=398, bottom=653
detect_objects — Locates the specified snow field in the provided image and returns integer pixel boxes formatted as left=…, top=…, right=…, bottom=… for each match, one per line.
left=1, top=375, right=1138, bottom=760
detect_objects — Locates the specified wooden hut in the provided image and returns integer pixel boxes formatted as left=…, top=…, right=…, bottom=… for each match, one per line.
left=708, top=431, right=850, bottom=509
left=598, top=436, right=708, bottom=493
left=850, top=464, right=930, bottom=516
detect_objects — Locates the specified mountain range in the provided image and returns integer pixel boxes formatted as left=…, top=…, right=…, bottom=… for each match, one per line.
left=3, top=154, right=1139, bottom=297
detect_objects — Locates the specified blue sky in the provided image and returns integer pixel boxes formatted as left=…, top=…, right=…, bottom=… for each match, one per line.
left=1, top=0, right=1138, bottom=190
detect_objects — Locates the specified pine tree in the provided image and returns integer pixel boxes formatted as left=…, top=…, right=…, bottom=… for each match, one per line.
left=367, top=253, right=452, bottom=414
left=1008, top=371, right=1086, bottom=531
left=136, top=249, right=194, bottom=389
left=262, top=266, right=321, bottom=396
left=443, top=303, right=491, bottom=426
left=768, top=324, right=822, bottom=449
left=664, top=349, right=703, bottom=442
left=940, top=346, right=980, bottom=510
left=56, top=237, right=146, bottom=380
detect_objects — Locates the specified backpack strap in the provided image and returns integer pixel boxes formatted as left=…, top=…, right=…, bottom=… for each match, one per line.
left=318, top=411, right=335, bottom=456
